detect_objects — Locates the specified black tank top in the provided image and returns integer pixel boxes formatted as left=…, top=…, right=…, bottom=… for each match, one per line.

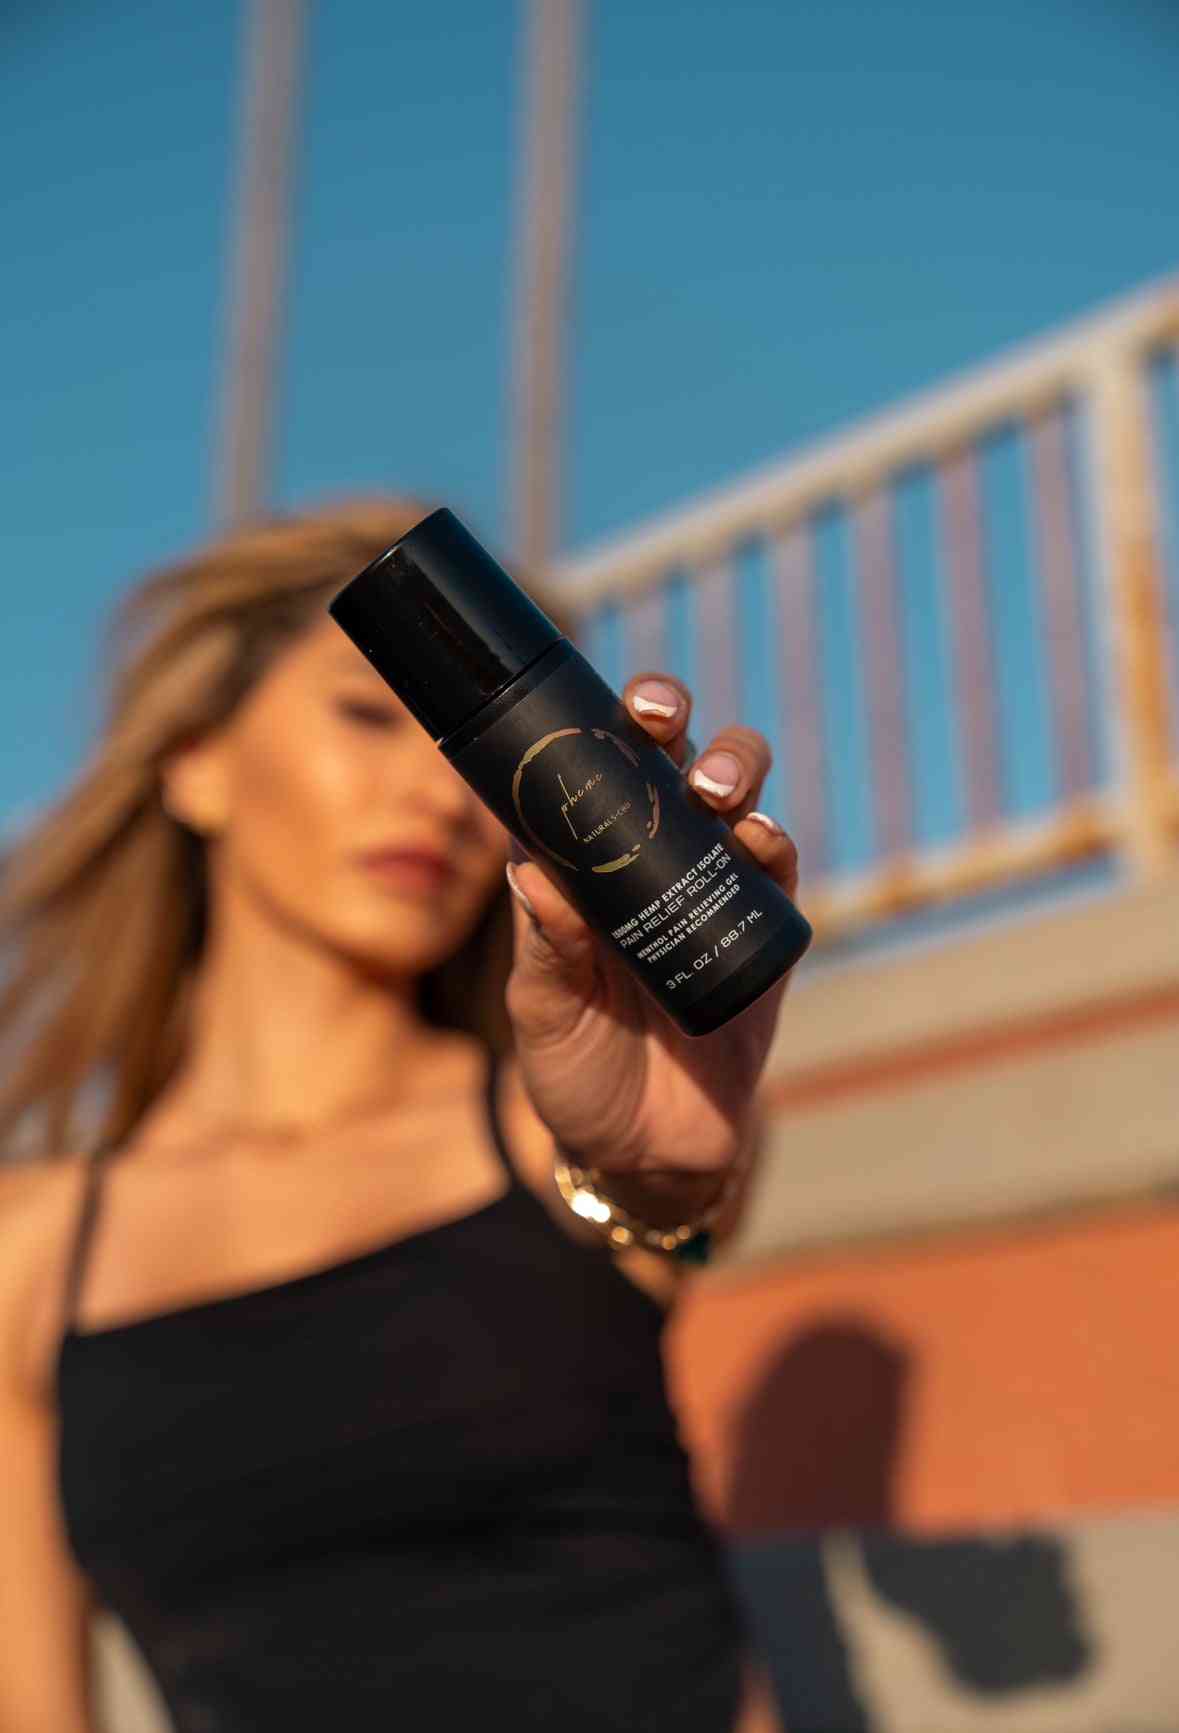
left=56, top=1045, right=745, bottom=1732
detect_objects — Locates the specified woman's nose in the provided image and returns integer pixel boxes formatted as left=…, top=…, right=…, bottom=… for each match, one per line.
left=407, top=749, right=481, bottom=828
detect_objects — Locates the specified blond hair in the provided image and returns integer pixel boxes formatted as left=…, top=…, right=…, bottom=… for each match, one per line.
left=0, top=498, right=574, bottom=1161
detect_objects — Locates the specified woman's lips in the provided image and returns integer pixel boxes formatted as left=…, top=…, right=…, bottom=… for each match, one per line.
left=355, top=849, right=456, bottom=894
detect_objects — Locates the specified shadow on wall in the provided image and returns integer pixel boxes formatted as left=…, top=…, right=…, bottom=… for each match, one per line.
left=726, top=1317, right=909, bottom=1532
left=725, top=1317, right=1092, bottom=1732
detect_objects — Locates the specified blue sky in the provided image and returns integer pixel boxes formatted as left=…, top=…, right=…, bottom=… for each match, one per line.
left=3, top=0, right=1178, bottom=831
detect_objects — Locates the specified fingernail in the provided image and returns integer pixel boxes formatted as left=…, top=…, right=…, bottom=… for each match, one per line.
left=505, top=860, right=542, bottom=928
left=631, top=680, right=682, bottom=719
left=745, top=810, right=783, bottom=836
left=688, top=752, right=742, bottom=798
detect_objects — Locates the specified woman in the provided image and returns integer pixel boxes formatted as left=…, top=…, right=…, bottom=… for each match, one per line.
left=0, top=498, right=800, bottom=1732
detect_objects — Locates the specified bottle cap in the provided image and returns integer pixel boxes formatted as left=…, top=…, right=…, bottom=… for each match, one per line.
left=327, top=507, right=564, bottom=742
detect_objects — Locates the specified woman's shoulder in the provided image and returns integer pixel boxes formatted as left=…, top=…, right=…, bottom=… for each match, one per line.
left=0, top=1155, right=90, bottom=1399
left=0, top=1152, right=88, bottom=1250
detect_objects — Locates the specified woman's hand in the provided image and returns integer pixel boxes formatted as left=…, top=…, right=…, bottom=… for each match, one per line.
left=503, top=672, right=802, bottom=1216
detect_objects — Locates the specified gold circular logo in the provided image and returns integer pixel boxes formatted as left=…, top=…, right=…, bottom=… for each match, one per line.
left=511, top=727, right=661, bottom=872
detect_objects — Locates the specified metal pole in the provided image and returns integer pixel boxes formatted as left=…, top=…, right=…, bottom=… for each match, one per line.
left=510, top=0, right=582, bottom=573
left=214, top=0, right=305, bottom=527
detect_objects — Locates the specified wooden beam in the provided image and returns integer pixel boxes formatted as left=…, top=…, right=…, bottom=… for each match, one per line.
left=939, top=446, right=1003, bottom=834
left=775, top=526, right=829, bottom=879
left=214, top=0, right=305, bottom=527
left=801, top=790, right=1117, bottom=940
left=853, top=486, right=913, bottom=859
left=509, top=0, right=582, bottom=573
left=1028, top=404, right=1096, bottom=804
left=1088, top=352, right=1178, bottom=875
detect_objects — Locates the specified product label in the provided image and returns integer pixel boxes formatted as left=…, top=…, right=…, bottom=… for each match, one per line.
left=448, top=647, right=807, bottom=1019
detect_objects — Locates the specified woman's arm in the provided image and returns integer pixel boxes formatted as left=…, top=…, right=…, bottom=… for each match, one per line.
left=497, top=1054, right=763, bottom=1302
left=583, top=1105, right=765, bottom=1245
left=0, top=1166, right=98, bottom=1733
left=502, top=669, right=801, bottom=1287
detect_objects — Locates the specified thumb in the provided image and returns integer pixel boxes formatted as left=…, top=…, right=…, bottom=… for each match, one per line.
left=503, top=858, right=601, bottom=1042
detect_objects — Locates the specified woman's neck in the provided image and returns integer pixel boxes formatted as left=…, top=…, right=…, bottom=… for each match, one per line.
left=155, top=881, right=460, bottom=1142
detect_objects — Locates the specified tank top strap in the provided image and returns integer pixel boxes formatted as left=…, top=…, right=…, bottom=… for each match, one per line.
left=60, top=1059, right=523, bottom=1329
left=60, top=1143, right=116, bottom=1333
left=482, top=1044, right=525, bottom=1192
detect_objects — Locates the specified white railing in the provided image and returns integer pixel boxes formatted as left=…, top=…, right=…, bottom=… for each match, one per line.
left=556, top=274, right=1179, bottom=942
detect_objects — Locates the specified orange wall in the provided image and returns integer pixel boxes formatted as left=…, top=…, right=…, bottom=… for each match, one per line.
left=666, top=1202, right=1179, bottom=1534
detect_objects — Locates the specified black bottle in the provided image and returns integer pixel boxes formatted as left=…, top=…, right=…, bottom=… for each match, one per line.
left=328, top=507, right=812, bottom=1036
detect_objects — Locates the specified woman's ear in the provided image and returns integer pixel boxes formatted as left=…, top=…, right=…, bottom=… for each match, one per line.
left=159, top=729, right=232, bottom=837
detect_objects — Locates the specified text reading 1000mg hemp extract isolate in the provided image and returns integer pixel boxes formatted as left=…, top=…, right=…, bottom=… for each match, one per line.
left=608, top=840, right=765, bottom=990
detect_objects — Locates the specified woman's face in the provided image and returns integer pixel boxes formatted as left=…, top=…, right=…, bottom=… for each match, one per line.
left=165, top=613, right=512, bottom=978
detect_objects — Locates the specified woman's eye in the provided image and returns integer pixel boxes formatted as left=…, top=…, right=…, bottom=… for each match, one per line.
left=336, top=698, right=398, bottom=728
